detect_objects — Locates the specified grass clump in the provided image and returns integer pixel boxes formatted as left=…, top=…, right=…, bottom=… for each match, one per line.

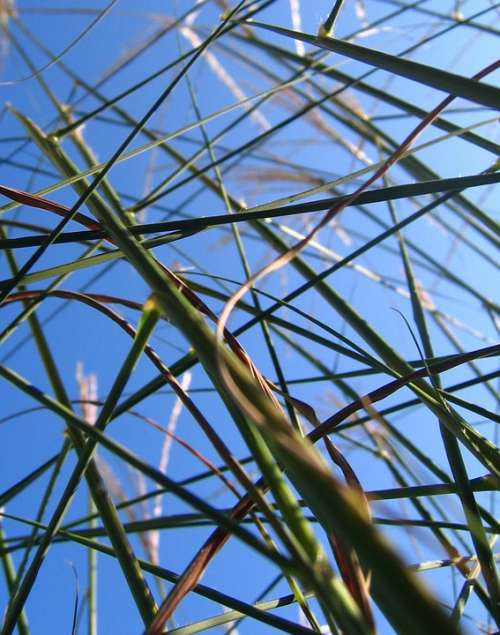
left=0, top=1, right=498, bottom=633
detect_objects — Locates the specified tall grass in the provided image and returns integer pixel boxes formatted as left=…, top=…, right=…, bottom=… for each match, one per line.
left=0, top=1, right=498, bottom=633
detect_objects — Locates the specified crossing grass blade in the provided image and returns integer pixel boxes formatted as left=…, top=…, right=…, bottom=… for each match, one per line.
left=245, top=21, right=500, bottom=109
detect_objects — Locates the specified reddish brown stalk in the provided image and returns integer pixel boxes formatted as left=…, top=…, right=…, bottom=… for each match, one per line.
left=0, top=184, right=101, bottom=231
left=145, top=491, right=257, bottom=635
left=322, top=437, right=374, bottom=630
left=309, top=342, right=499, bottom=443
left=127, top=410, right=241, bottom=499
left=74, top=398, right=242, bottom=500
left=328, top=528, right=374, bottom=632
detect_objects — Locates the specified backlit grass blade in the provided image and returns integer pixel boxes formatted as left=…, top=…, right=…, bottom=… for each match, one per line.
left=0, top=512, right=314, bottom=635
left=0, top=455, right=59, bottom=508
left=1, top=171, right=498, bottom=250
left=0, top=301, right=162, bottom=633
left=246, top=21, right=500, bottom=109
